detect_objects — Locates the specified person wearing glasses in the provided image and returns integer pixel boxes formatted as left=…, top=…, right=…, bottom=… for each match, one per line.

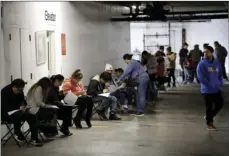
left=1, top=79, right=42, bottom=146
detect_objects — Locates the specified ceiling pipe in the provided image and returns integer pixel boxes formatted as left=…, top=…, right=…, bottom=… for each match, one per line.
left=121, top=9, right=229, bottom=16
left=111, top=14, right=228, bottom=22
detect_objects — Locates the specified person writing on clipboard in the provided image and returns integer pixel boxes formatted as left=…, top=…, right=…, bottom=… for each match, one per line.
left=62, top=69, right=93, bottom=129
left=87, top=72, right=121, bottom=121
left=1, top=79, right=42, bottom=146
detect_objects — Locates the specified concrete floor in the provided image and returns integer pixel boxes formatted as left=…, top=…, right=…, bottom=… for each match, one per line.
left=2, top=84, right=229, bottom=156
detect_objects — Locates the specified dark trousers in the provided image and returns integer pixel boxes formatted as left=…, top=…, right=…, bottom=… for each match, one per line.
left=2, top=111, right=38, bottom=140
left=203, top=90, right=224, bottom=125
left=155, top=76, right=168, bottom=87
left=75, top=96, right=93, bottom=122
left=180, top=63, right=184, bottom=81
left=221, top=63, right=228, bottom=80
left=167, top=68, right=176, bottom=86
left=57, top=106, right=72, bottom=128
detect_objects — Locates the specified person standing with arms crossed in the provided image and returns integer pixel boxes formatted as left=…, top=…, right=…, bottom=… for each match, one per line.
left=197, top=46, right=224, bottom=131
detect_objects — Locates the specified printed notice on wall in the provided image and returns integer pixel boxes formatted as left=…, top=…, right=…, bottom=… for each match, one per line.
left=61, top=33, right=66, bottom=56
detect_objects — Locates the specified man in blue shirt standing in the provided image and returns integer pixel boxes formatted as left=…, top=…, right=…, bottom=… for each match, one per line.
left=197, top=46, right=224, bottom=131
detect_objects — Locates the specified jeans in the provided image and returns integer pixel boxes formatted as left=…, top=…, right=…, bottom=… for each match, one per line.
left=184, top=68, right=192, bottom=83
left=136, top=75, right=150, bottom=113
left=203, top=90, right=224, bottom=125
left=92, top=96, right=117, bottom=114
left=110, top=88, right=133, bottom=106
left=2, top=111, right=38, bottom=140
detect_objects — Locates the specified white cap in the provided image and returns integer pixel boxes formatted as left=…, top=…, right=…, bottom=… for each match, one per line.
left=105, top=64, right=114, bottom=71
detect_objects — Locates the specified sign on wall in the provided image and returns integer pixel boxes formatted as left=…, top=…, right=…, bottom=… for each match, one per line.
left=61, top=33, right=66, bottom=56
left=45, top=10, right=56, bottom=22
left=35, top=31, right=47, bottom=65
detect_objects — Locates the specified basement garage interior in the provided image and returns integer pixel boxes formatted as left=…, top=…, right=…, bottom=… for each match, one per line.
left=1, top=1, right=229, bottom=156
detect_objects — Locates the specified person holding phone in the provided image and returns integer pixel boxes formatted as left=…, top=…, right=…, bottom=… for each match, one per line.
left=62, top=69, right=93, bottom=128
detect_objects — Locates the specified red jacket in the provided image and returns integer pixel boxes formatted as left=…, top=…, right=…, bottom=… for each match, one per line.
left=156, top=63, right=165, bottom=77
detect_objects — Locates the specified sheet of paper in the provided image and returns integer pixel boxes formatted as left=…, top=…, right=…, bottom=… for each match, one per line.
left=99, top=93, right=110, bottom=97
left=46, top=105, right=59, bottom=109
left=64, top=90, right=78, bottom=106
left=8, top=110, right=19, bottom=116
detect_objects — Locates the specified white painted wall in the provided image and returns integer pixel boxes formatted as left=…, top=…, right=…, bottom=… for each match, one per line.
left=131, top=19, right=229, bottom=72
left=60, top=2, right=130, bottom=84
left=1, top=2, right=130, bottom=86
left=0, top=3, right=5, bottom=89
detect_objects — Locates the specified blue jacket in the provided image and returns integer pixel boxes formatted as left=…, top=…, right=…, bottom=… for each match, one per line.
left=119, top=59, right=148, bottom=81
left=197, top=57, right=223, bottom=94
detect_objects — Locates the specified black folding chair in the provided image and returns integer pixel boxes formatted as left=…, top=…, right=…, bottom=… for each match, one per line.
left=92, top=101, right=102, bottom=117
left=23, top=127, right=45, bottom=143
left=1, top=121, right=29, bottom=147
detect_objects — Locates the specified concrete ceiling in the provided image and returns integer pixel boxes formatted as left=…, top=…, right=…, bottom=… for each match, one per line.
left=97, top=1, right=228, bottom=22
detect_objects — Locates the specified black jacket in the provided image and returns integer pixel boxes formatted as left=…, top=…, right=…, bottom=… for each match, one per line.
left=87, top=75, right=104, bottom=97
left=1, top=84, right=26, bottom=117
left=46, top=86, right=65, bottom=105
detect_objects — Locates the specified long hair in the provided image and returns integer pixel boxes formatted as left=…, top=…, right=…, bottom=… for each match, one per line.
left=28, top=77, right=53, bottom=102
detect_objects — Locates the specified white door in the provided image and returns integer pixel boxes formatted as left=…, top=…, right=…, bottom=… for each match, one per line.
left=3, top=27, right=32, bottom=94
left=5, top=27, right=21, bottom=83
left=20, top=28, right=31, bottom=94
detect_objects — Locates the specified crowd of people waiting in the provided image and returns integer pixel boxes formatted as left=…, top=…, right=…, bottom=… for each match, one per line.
left=1, top=40, right=228, bottom=146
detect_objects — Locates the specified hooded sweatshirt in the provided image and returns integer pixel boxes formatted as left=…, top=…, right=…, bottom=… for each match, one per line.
left=87, top=75, right=105, bottom=97
left=105, top=64, right=114, bottom=71
left=197, top=57, right=223, bottom=94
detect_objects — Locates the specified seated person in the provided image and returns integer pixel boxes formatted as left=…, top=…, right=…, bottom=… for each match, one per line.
left=1, top=79, right=42, bottom=146
left=155, top=57, right=168, bottom=89
left=113, top=68, right=134, bottom=113
left=183, top=58, right=193, bottom=84
left=105, top=65, right=133, bottom=114
left=46, top=74, right=73, bottom=136
left=27, top=77, right=58, bottom=138
left=87, top=72, right=121, bottom=120
left=62, top=69, right=93, bottom=128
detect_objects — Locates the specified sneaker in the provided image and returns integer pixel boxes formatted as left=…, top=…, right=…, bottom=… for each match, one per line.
left=30, top=140, right=43, bottom=147
left=16, top=135, right=25, bottom=143
left=85, top=120, right=92, bottom=128
left=60, top=127, right=73, bottom=136
left=97, top=110, right=108, bottom=121
left=207, top=123, right=218, bottom=131
left=204, top=116, right=207, bottom=121
left=109, top=114, right=122, bottom=120
left=128, top=110, right=136, bottom=114
left=135, top=112, right=144, bottom=116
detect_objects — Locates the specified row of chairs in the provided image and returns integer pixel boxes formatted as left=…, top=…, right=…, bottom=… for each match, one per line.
left=1, top=100, right=102, bottom=148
